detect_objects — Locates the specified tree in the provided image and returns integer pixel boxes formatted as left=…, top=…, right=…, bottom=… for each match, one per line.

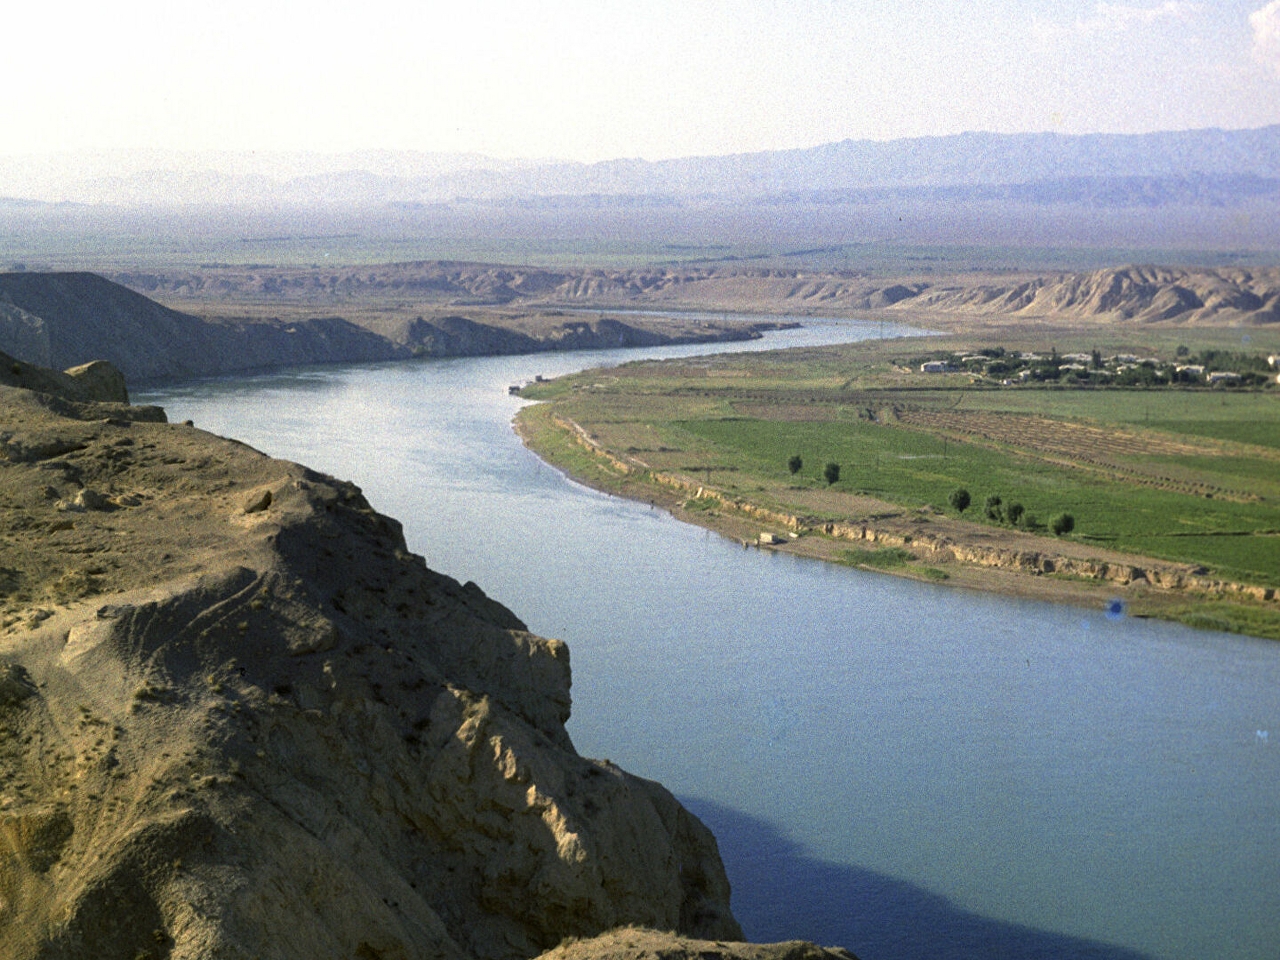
left=823, top=462, right=841, bottom=485
left=788, top=454, right=803, bottom=475
left=984, top=494, right=1004, bottom=522
left=949, top=488, right=971, bottom=513
left=1050, top=512, right=1075, bottom=536
left=1006, top=501, right=1025, bottom=526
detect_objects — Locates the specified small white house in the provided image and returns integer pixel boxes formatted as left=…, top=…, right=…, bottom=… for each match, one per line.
left=920, top=361, right=951, bottom=373
left=1208, top=371, right=1241, bottom=384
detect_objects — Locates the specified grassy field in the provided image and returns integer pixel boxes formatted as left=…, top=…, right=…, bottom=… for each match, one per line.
left=519, top=332, right=1280, bottom=637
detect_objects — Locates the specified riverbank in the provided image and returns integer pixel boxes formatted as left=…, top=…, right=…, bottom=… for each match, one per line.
left=512, top=340, right=1280, bottom=641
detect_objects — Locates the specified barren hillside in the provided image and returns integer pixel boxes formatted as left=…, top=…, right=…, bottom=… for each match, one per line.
left=112, top=261, right=1280, bottom=328
left=0, top=272, right=786, bottom=382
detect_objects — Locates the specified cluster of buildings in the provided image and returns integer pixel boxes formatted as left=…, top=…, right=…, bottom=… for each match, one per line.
left=917, top=350, right=1277, bottom=387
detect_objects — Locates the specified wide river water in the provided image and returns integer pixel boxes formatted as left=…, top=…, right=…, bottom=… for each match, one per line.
left=137, top=317, right=1280, bottom=960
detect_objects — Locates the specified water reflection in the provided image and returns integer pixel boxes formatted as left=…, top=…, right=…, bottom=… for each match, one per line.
left=685, top=798, right=1157, bottom=960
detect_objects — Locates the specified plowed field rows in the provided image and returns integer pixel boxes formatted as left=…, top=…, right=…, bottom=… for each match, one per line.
left=892, top=409, right=1269, bottom=502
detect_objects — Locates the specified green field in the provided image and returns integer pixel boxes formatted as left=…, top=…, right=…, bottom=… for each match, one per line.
left=521, top=335, right=1280, bottom=594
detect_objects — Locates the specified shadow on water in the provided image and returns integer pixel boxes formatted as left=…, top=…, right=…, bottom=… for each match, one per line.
left=680, top=798, right=1157, bottom=960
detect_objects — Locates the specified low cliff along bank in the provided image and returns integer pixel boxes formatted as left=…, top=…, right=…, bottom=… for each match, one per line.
left=0, top=359, right=855, bottom=960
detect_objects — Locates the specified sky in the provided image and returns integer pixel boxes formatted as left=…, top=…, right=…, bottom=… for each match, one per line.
left=5, top=0, right=1280, bottom=163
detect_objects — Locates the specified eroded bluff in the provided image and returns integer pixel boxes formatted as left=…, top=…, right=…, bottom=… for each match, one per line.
left=0, top=378, right=749, bottom=960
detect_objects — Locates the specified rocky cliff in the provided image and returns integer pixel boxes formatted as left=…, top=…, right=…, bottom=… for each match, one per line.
left=0, top=364, right=851, bottom=959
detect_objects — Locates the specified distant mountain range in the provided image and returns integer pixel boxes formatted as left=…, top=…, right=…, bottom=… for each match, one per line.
left=3, top=126, right=1279, bottom=209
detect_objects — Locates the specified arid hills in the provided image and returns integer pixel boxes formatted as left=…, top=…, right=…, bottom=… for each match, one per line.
left=2, top=263, right=1272, bottom=384
left=113, top=261, right=1280, bottom=325
left=0, top=272, right=788, bottom=382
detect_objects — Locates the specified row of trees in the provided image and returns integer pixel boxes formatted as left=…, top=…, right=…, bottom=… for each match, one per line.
left=949, top=488, right=1074, bottom=536
left=789, top=455, right=840, bottom=485
left=784, top=458, right=1076, bottom=536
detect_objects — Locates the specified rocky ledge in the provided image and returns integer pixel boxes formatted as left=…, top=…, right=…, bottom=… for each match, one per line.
left=0, top=357, right=851, bottom=959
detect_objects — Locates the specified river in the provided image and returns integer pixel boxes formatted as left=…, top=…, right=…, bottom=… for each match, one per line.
left=136, top=316, right=1280, bottom=960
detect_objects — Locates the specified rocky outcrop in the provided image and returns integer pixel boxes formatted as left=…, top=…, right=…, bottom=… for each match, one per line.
left=61, top=360, right=129, bottom=404
left=0, top=373, right=786, bottom=959
left=0, top=349, right=143, bottom=408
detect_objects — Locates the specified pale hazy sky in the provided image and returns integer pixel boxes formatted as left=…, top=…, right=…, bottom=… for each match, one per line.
left=7, top=0, right=1280, bottom=162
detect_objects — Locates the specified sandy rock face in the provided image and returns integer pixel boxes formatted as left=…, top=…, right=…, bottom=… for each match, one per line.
left=0, top=381, right=742, bottom=959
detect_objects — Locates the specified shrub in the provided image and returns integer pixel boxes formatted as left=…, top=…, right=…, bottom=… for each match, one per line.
left=949, top=488, right=971, bottom=513
left=841, top=547, right=912, bottom=569
left=1006, top=502, right=1025, bottom=526
left=1050, top=512, right=1075, bottom=536
left=788, top=454, right=803, bottom=475
left=823, top=462, right=841, bottom=485
left=984, top=494, right=1004, bottom=522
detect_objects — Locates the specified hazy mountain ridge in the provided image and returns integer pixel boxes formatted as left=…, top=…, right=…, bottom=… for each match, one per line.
left=496, top=126, right=1280, bottom=199
left=4, top=127, right=1278, bottom=208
